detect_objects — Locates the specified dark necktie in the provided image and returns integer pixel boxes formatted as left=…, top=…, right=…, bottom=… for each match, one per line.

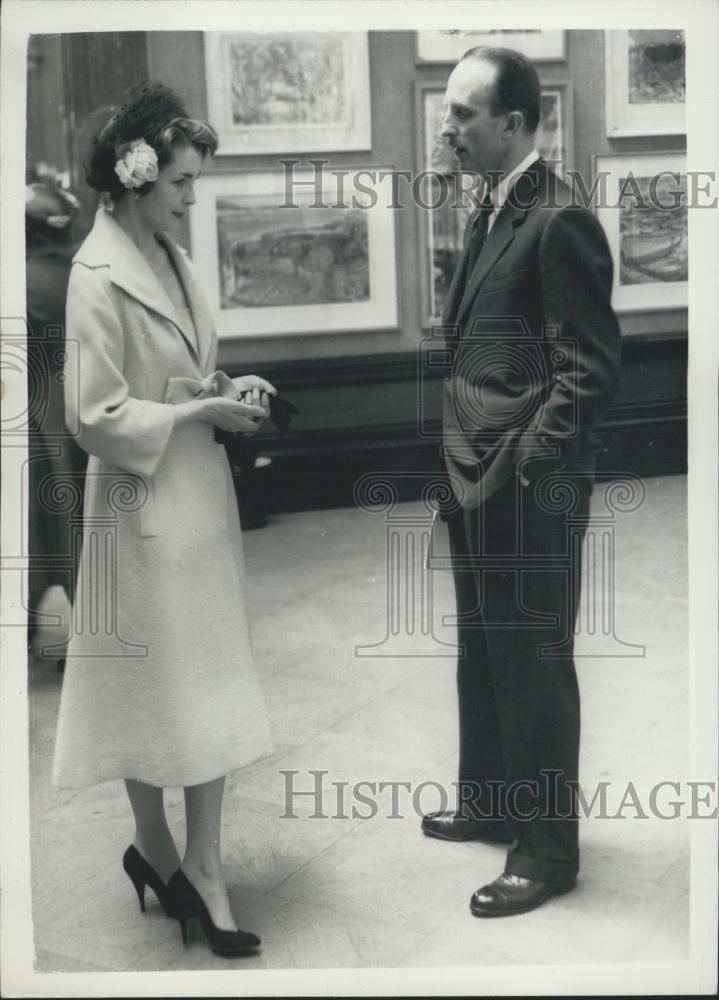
left=464, top=194, right=494, bottom=276
left=442, top=191, right=495, bottom=324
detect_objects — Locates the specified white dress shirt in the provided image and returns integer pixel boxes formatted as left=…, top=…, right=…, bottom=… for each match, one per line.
left=486, top=148, right=540, bottom=234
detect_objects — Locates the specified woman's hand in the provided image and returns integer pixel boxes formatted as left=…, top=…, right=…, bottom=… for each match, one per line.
left=232, top=374, right=277, bottom=397
left=199, top=396, right=267, bottom=433
left=232, top=376, right=276, bottom=429
left=172, top=396, right=267, bottom=433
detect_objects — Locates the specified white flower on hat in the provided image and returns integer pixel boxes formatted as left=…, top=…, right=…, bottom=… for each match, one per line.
left=114, top=139, right=159, bottom=190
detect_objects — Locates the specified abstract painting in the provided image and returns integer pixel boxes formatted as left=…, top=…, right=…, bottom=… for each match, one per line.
left=605, top=30, right=686, bottom=136
left=204, top=32, right=371, bottom=153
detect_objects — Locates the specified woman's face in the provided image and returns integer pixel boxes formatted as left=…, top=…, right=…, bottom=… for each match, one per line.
left=136, top=142, right=205, bottom=233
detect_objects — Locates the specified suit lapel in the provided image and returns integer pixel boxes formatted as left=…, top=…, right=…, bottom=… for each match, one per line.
left=442, top=205, right=481, bottom=328
left=75, top=209, right=204, bottom=368
left=455, top=161, right=544, bottom=330
left=455, top=211, right=517, bottom=328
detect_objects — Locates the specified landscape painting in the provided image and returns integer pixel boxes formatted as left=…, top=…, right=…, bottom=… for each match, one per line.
left=619, top=174, right=688, bottom=286
left=595, top=153, right=688, bottom=311
left=216, top=200, right=370, bottom=310
left=189, top=171, right=398, bottom=336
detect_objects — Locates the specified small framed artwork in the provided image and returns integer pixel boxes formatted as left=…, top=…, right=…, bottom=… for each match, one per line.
left=204, top=32, right=372, bottom=154
left=536, top=85, right=573, bottom=177
left=416, top=30, right=566, bottom=64
left=189, top=170, right=398, bottom=337
left=593, top=152, right=687, bottom=312
left=417, top=81, right=573, bottom=322
left=605, top=30, right=685, bottom=137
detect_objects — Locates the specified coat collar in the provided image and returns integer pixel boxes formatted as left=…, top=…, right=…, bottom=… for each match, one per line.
left=448, top=159, right=547, bottom=330
left=74, top=207, right=213, bottom=371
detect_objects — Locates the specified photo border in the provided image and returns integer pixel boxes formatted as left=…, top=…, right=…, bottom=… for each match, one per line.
left=1, top=3, right=716, bottom=997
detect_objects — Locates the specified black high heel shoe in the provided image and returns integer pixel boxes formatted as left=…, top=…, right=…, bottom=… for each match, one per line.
left=166, top=869, right=260, bottom=956
left=122, top=845, right=177, bottom=917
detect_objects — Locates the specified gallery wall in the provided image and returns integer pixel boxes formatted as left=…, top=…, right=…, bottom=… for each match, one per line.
left=26, top=29, right=687, bottom=510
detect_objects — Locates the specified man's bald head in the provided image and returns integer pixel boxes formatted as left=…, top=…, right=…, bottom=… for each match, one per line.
left=459, top=46, right=541, bottom=135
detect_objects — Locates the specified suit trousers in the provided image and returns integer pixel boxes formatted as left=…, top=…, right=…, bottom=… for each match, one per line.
left=447, top=468, right=591, bottom=886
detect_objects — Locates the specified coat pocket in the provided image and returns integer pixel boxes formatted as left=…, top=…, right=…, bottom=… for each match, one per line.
left=481, top=267, right=529, bottom=294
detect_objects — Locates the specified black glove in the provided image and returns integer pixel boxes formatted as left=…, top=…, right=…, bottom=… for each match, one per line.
left=268, top=393, right=300, bottom=433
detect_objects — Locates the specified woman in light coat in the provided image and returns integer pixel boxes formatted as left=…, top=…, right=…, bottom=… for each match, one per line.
left=52, top=83, right=275, bottom=956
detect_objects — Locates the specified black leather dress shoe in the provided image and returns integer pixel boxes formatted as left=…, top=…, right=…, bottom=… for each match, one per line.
left=421, top=811, right=513, bottom=845
left=470, top=873, right=576, bottom=917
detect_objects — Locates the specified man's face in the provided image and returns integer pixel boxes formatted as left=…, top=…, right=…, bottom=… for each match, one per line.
left=440, top=58, right=507, bottom=180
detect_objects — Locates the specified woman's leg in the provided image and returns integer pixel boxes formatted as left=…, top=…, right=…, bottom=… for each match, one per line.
left=125, top=779, right=181, bottom=883
left=182, top=775, right=236, bottom=931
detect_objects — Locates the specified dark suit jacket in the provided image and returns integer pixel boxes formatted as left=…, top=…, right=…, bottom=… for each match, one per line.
left=441, top=158, right=621, bottom=509
left=26, top=247, right=88, bottom=598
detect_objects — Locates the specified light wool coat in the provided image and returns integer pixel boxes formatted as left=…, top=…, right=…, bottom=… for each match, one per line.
left=52, top=208, right=274, bottom=787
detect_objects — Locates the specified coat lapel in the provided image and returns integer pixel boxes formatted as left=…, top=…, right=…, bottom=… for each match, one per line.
left=74, top=208, right=205, bottom=368
left=454, top=160, right=544, bottom=330
left=158, top=233, right=215, bottom=373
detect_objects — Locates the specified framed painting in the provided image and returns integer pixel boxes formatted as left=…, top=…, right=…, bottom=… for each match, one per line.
left=188, top=170, right=398, bottom=337
left=420, top=83, right=571, bottom=174
left=536, top=85, right=572, bottom=176
left=605, top=29, right=686, bottom=137
left=593, top=152, right=687, bottom=312
left=416, top=29, right=566, bottom=63
left=417, top=81, right=573, bottom=322
left=204, top=31, right=372, bottom=154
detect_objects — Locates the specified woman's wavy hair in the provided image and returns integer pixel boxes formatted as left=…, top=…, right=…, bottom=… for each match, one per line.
left=85, top=82, right=218, bottom=201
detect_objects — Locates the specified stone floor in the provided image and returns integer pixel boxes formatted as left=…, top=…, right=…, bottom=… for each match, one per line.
left=28, top=474, right=690, bottom=974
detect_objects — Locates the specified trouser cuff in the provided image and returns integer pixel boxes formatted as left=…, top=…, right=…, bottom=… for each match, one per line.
left=504, top=852, right=579, bottom=887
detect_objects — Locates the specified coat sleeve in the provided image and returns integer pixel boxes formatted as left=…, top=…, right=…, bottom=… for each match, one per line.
left=516, top=206, right=621, bottom=464
left=64, top=263, right=176, bottom=478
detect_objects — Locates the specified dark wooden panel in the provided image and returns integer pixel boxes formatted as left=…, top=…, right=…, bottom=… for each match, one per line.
left=64, top=32, right=149, bottom=119
left=62, top=32, right=149, bottom=220
left=26, top=35, right=67, bottom=176
left=234, top=406, right=687, bottom=515
left=229, top=336, right=687, bottom=512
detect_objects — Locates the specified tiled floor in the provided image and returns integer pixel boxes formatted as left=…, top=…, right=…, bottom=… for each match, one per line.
left=28, top=474, right=689, bottom=972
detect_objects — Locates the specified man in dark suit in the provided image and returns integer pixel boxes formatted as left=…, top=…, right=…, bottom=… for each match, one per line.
left=26, top=180, right=87, bottom=665
left=421, top=47, right=621, bottom=916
